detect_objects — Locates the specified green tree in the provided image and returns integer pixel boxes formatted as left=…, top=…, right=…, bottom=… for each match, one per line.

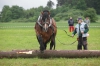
left=57, top=0, right=87, bottom=10
left=25, top=8, right=34, bottom=18
left=84, top=8, right=98, bottom=22
left=57, top=0, right=66, bottom=7
left=11, top=5, right=24, bottom=19
left=47, top=0, right=54, bottom=9
left=1, top=5, right=12, bottom=22
left=24, top=9, right=30, bottom=18
left=85, top=0, right=100, bottom=14
left=76, top=0, right=87, bottom=10
left=0, top=12, right=1, bottom=21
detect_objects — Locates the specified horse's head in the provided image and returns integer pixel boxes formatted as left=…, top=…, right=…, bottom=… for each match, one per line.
left=41, top=10, right=50, bottom=32
left=42, top=10, right=50, bottom=21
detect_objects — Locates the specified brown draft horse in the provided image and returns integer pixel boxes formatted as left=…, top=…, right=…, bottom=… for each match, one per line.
left=34, top=10, right=57, bottom=52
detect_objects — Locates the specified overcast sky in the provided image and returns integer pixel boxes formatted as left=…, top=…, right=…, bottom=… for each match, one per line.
left=0, top=0, right=57, bottom=11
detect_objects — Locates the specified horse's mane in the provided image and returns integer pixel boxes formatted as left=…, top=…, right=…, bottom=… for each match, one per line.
left=43, top=10, right=49, bottom=12
left=42, top=10, right=50, bottom=22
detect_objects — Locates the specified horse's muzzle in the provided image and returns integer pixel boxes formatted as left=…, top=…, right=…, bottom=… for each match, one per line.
left=43, top=23, right=49, bottom=32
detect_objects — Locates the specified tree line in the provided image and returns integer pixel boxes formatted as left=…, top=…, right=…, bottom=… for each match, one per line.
left=57, top=0, right=100, bottom=14
left=0, top=0, right=99, bottom=22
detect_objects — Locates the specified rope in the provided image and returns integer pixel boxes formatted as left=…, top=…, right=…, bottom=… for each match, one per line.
left=56, top=30, right=77, bottom=45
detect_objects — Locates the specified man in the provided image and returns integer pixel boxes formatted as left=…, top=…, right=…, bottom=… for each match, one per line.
left=84, top=17, right=90, bottom=26
left=68, top=17, right=74, bottom=32
left=72, top=18, right=89, bottom=50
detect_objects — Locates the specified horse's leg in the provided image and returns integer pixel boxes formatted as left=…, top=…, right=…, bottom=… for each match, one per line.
left=37, top=35, right=45, bottom=52
left=44, top=43, right=47, bottom=50
left=50, top=34, right=56, bottom=50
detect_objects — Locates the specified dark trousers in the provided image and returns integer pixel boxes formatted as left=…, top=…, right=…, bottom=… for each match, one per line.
left=77, top=36, right=88, bottom=50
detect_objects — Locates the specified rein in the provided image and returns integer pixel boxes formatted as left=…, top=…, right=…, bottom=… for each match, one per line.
left=56, top=37, right=77, bottom=45
left=56, top=30, right=77, bottom=45
left=63, top=30, right=72, bottom=37
left=37, top=16, right=77, bottom=45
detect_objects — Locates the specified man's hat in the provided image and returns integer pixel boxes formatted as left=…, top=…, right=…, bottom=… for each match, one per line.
left=77, top=18, right=82, bottom=21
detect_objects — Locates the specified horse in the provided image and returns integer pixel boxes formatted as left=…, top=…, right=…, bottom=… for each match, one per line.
left=34, top=10, right=57, bottom=52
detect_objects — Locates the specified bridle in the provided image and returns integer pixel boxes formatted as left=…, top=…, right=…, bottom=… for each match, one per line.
left=42, top=18, right=50, bottom=32
left=37, top=11, right=52, bottom=32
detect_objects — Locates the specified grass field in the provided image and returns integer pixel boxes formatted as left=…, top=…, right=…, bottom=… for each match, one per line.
left=0, top=22, right=100, bottom=66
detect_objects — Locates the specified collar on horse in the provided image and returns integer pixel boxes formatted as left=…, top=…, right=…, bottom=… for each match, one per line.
left=37, top=16, right=52, bottom=28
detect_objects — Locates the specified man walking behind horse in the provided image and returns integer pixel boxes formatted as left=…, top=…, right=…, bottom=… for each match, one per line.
left=72, top=18, right=89, bottom=50
left=84, top=17, right=90, bottom=27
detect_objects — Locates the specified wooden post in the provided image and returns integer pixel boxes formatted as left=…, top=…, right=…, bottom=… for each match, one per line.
left=0, top=50, right=100, bottom=58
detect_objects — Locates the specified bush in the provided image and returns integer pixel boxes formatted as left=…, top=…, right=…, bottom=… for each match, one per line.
left=54, top=13, right=63, bottom=21
left=54, top=9, right=84, bottom=22
left=84, top=8, right=98, bottom=22
left=10, top=18, right=36, bottom=23
left=33, top=16, right=38, bottom=22
left=54, top=17, right=60, bottom=22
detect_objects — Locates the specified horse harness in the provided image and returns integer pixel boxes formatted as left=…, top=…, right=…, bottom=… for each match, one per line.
left=37, top=16, right=54, bottom=34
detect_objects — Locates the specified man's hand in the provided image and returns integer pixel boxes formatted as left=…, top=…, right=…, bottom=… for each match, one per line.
left=77, top=38, right=79, bottom=41
left=81, top=31, right=84, bottom=34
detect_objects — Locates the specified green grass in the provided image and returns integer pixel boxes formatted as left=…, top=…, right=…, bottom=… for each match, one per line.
left=0, top=58, right=100, bottom=66
left=0, top=22, right=100, bottom=66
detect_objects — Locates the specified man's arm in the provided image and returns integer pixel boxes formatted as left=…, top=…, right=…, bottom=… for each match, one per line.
left=72, top=28, right=77, bottom=35
left=84, top=24, right=89, bottom=33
